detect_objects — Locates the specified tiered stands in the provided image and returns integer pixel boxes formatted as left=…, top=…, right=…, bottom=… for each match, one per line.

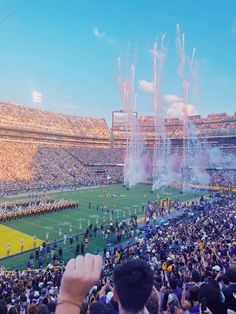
left=0, top=103, right=123, bottom=195
left=112, top=111, right=236, bottom=146
left=0, top=103, right=111, bottom=146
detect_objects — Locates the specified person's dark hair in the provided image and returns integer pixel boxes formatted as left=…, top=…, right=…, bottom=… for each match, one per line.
left=169, top=278, right=177, bottom=290
left=192, top=270, right=201, bottom=283
left=8, top=307, right=18, bottom=314
left=42, top=297, right=49, bottom=305
left=145, top=297, right=159, bottom=314
left=0, top=303, right=7, bottom=314
left=188, top=286, right=200, bottom=307
left=89, top=302, right=115, bottom=314
left=199, top=283, right=225, bottom=314
left=20, top=294, right=27, bottom=303
left=226, top=267, right=236, bottom=283
left=35, top=304, right=50, bottom=314
left=113, top=259, right=153, bottom=313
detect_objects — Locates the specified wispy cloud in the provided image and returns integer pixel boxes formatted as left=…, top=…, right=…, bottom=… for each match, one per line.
left=63, top=103, right=79, bottom=110
left=165, top=94, right=198, bottom=117
left=164, top=94, right=183, bottom=103
left=138, top=80, right=153, bottom=93
left=51, top=102, right=79, bottom=111
left=92, top=27, right=105, bottom=38
left=232, top=19, right=236, bottom=35
left=92, top=27, right=116, bottom=44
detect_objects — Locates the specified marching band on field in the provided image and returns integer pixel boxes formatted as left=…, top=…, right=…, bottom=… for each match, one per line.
left=0, top=198, right=79, bottom=222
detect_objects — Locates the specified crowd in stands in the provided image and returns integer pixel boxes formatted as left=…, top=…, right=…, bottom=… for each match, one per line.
left=0, top=192, right=235, bottom=313
left=136, top=113, right=236, bottom=139
left=0, top=103, right=110, bottom=139
left=0, top=138, right=235, bottom=195
left=67, top=147, right=123, bottom=165
left=0, top=104, right=235, bottom=195
left=113, top=112, right=236, bottom=142
left=0, top=141, right=124, bottom=195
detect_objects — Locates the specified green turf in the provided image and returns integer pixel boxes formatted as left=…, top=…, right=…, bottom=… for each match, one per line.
left=0, top=184, right=207, bottom=270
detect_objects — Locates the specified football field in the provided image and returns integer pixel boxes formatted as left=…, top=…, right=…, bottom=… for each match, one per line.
left=0, top=184, right=207, bottom=270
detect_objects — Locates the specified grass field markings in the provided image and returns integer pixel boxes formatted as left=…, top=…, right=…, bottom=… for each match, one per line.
left=2, top=186, right=207, bottom=269
left=0, top=225, right=43, bottom=259
left=45, top=226, right=54, bottom=230
left=40, top=210, right=83, bottom=222
left=19, top=219, right=58, bottom=235
left=58, top=221, right=71, bottom=226
left=36, top=215, right=72, bottom=227
left=40, top=217, right=79, bottom=231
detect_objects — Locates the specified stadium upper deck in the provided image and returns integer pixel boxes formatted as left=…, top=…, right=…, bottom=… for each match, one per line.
left=1, top=103, right=236, bottom=147
left=0, top=103, right=111, bottom=146
left=112, top=110, right=236, bottom=147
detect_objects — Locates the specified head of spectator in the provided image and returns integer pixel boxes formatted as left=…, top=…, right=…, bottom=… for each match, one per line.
left=199, top=283, right=225, bottom=314
left=113, top=258, right=153, bottom=314
left=89, top=302, right=115, bottom=314
left=226, top=267, right=236, bottom=284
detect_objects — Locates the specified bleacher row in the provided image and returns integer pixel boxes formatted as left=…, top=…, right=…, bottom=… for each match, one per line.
left=0, top=103, right=110, bottom=139
left=113, top=112, right=236, bottom=140
left=0, top=142, right=124, bottom=194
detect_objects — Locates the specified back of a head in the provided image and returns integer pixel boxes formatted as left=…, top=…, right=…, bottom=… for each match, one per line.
left=192, top=270, right=201, bottom=283
left=8, top=307, right=18, bottom=314
left=226, top=267, right=236, bottom=283
left=0, top=303, right=7, bottom=314
left=199, top=283, right=223, bottom=314
left=189, top=286, right=200, bottom=303
left=35, top=304, right=50, bottom=314
left=113, top=258, right=153, bottom=313
left=89, top=302, right=115, bottom=314
left=145, top=297, right=159, bottom=314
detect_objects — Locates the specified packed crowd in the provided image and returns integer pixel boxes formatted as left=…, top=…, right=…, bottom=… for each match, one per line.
left=67, top=147, right=123, bottom=165
left=0, top=103, right=110, bottom=139
left=0, top=103, right=235, bottom=196
left=136, top=112, right=236, bottom=139
left=0, top=192, right=236, bottom=313
left=0, top=142, right=123, bottom=195
left=1, top=139, right=236, bottom=196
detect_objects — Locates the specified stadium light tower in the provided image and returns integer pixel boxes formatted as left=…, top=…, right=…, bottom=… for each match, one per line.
left=32, top=91, right=42, bottom=110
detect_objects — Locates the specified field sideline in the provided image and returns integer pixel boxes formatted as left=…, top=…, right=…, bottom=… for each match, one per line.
left=0, top=184, right=207, bottom=270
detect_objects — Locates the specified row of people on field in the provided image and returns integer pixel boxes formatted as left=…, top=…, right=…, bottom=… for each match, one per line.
left=0, top=200, right=79, bottom=222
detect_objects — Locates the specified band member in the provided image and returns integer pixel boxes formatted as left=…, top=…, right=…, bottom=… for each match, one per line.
left=21, top=239, right=24, bottom=252
left=7, top=242, right=10, bottom=256
left=33, top=236, right=37, bottom=248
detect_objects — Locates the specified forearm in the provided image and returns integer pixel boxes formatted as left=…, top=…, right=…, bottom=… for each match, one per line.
left=56, top=299, right=83, bottom=314
left=181, top=290, right=186, bottom=308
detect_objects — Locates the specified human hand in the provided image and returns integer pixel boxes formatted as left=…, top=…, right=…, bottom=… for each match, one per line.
left=166, top=306, right=183, bottom=314
left=58, top=253, right=102, bottom=306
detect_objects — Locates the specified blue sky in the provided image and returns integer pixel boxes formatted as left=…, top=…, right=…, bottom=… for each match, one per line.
left=0, top=0, right=235, bottom=126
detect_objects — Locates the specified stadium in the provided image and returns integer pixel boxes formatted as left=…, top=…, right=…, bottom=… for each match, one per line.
left=0, top=102, right=235, bottom=313
left=0, top=1, right=236, bottom=314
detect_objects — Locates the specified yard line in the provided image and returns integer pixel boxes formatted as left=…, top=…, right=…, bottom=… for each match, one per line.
left=17, top=219, right=58, bottom=235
